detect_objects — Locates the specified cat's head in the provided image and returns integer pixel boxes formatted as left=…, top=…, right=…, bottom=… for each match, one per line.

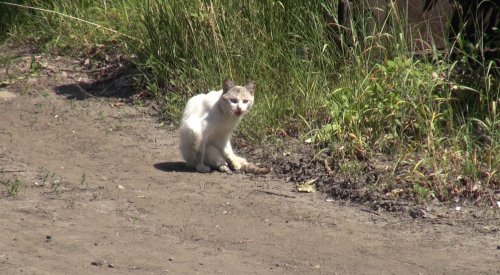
left=220, top=79, right=255, bottom=117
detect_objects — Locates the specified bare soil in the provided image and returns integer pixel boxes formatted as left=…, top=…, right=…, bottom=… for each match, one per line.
left=1, top=45, right=499, bottom=274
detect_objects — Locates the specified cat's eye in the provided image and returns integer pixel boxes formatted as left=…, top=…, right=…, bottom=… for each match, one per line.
left=229, top=98, right=238, bottom=104
left=242, top=100, right=249, bottom=104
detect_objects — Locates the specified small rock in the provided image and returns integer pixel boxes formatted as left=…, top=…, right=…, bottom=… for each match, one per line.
left=107, top=263, right=114, bottom=268
left=252, top=148, right=264, bottom=155
left=313, top=264, right=321, bottom=269
left=91, top=260, right=103, bottom=266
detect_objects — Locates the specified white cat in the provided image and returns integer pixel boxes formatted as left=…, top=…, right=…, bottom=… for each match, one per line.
left=179, top=79, right=270, bottom=174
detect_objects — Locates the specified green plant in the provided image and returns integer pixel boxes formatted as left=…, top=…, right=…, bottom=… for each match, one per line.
left=41, top=168, right=55, bottom=186
left=2, top=177, right=21, bottom=197
left=29, top=55, right=42, bottom=74
left=80, top=172, right=86, bottom=186
left=412, top=183, right=435, bottom=204
left=40, top=167, right=63, bottom=193
left=51, top=178, right=62, bottom=194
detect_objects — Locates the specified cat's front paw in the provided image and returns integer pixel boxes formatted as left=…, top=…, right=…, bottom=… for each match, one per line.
left=196, top=164, right=211, bottom=173
left=231, top=162, right=242, bottom=170
left=228, top=156, right=246, bottom=171
left=218, top=165, right=233, bottom=174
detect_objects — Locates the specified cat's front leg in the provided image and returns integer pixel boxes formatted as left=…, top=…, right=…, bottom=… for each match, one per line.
left=222, top=142, right=247, bottom=171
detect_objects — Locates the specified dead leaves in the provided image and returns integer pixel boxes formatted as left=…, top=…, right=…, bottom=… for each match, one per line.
left=296, top=178, right=317, bottom=193
left=110, top=100, right=125, bottom=107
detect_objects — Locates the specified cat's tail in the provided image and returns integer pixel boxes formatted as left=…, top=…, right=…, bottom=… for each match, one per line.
left=241, top=163, right=271, bottom=175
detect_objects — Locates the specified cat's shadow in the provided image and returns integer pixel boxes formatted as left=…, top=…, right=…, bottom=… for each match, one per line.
left=154, top=162, right=195, bottom=173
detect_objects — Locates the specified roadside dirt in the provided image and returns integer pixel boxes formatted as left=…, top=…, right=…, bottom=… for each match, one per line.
left=1, top=45, right=499, bottom=274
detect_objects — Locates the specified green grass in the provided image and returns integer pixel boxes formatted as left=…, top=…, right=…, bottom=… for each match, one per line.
left=2, top=177, right=21, bottom=197
left=40, top=167, right=63, bottom=193
left=0, top=0, right=498, bottom=205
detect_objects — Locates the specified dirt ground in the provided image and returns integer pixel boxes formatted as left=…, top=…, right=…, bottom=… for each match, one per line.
left=1, top=45, right=499, bottom=275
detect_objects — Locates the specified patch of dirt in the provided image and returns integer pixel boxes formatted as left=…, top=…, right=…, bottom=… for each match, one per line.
left=1, top=44, right=499, bottom=274
left=241, top=136, right=500, bottom=229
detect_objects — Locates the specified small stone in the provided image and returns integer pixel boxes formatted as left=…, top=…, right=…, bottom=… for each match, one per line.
left=314, top=264, right=321, bottom=269
left=253, top=148, right=264, bottom=155
left=91, top=260, right=103, bottom=266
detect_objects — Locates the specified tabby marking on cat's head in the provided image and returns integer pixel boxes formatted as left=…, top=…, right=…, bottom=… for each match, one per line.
left=221, top=79, right=255, bottom=117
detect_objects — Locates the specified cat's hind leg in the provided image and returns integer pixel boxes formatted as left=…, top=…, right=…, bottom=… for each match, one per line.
left=205, top=145, right=231, bottom=173
left=180, top=127, right=210, bottom=173
left=179, top=127, right=196, bottom=167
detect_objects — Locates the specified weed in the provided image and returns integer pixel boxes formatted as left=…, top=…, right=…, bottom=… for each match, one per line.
left=69, top=99, right=76, bottom=109
left=412, top=183, right=436, bottom=204
left=29, top=55, right=42, bottom=75
left=80, top=172, right=86, bottom=186
left=40, top=167, right=63, bottom=194
left=41, top=168, right=55, bottom=186
left=51, top=178, right=62, bottom=194
left=2, top=177, right=21, bottom=197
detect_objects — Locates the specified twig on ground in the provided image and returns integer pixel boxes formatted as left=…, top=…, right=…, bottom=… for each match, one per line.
left=361, top=208, right=380, bottom=216
left=255, top=189, right=296, bottom=198
left=0, top=169, right=27, bottom=173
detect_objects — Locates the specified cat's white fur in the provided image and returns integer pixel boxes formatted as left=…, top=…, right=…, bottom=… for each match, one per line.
left=179, top=79, right=255, bottom=173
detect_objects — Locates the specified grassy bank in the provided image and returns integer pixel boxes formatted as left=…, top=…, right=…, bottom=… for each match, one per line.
left=1, top=0, right=498, bottom=205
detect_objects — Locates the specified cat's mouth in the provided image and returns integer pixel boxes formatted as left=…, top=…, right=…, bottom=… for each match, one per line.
left=234, top=110, right=243, bottom=116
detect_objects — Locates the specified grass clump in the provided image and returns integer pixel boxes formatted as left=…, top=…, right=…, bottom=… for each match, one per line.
left=0, top=0, right=142, bottom=54
left=0, top=0, right=498, bottom=206
left=138, top=0, right=338, bottom=137
left=2, top=177, right=21, bottom=197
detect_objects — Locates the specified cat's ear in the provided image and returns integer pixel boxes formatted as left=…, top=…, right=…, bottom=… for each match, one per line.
left=245, top=81, right=256, bottom=94
left=223, top=78, right=234, bottom=94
